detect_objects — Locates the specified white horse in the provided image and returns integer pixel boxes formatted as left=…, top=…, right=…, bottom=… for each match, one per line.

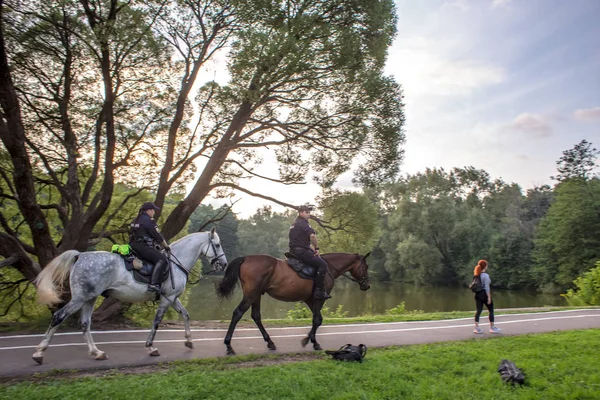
left=33, top=228, right=227, bottom=365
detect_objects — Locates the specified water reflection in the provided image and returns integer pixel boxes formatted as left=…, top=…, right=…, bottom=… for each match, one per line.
left=185, top=277, right=565, bottom=321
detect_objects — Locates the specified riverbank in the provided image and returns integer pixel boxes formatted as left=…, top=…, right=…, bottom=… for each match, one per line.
left=2, top=328, right=599, bottom=399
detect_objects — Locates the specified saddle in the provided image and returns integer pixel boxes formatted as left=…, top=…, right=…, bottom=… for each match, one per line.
left=284, top=252, right=317, bottom=280
left=111, top=245, right=170, bottom=285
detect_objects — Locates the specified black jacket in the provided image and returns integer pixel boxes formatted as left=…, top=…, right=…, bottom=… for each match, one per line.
left=129, top=213, right=165, bottom=246
left=288, top=217, right=316, bottom=250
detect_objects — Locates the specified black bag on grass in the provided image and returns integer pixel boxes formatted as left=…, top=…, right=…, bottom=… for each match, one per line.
left=325, top=344, right=367, bottom=362
left=498, top=359, right=525, bottom=385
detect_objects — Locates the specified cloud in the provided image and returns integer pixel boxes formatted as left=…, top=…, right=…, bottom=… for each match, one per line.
left=386, top=37, right=506, bottom=100
left=491, top=0, right=513, bottom=8
left=508, top=113, right=553, bottom=137
left=574, top=106, right=600, bottom=122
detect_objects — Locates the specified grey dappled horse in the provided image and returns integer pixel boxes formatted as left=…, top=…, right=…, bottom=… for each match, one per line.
left=33, top=228, right=227, bottom=365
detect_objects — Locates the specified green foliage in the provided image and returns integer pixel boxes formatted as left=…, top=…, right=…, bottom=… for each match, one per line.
left=552, top=139, right=599, bottom=182
left=286, top=303, right=348, bottom=320
left=562, top=262, right=600, bottom=306
left=385, top=301, right=424, bottom=315
left=375, top=167, right=548, bottom=288
left=385, top=301, right=406, bottom=315
left=0, top=268, right=48, bottom=323
left=533, top=178, right=600, bottom=291
left=237, top=207, right=293, bottom=257
left=318, top=191, right=380, bottom=254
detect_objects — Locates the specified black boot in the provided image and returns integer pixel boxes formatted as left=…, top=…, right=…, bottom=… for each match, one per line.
left=148, top=260, right=167, bottom=294
left=314, top=269, right=331, bottom=300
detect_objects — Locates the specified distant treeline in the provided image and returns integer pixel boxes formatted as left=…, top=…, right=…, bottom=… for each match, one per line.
left=193, top=140, right=600, bottom=294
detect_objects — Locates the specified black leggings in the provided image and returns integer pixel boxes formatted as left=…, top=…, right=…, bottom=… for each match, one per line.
left=474, top=291, right=494, bottom=323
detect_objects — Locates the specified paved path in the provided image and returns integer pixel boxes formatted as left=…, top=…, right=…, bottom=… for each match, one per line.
left=1, top=309, right=599, bottom=378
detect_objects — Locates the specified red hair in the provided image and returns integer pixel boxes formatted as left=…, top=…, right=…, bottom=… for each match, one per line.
left=473, top=260, right=488, bottom=276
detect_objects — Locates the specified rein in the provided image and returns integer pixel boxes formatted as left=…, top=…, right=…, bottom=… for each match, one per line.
left=327, top=254, right=365, bottom=285
left=167, top=235, right=225, bottom=285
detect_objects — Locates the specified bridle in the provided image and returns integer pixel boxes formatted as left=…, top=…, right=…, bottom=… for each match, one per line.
left=166, top=234, right=226, bottom=278
left=206, top=237, right=227, bottom=267
left=330, top=254, right=369, bottom=286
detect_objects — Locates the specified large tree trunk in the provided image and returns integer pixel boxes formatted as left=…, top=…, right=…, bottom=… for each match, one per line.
left=161, top=102, right=253, bottom=239
left=0, top=233, right=41, bottom=282
left=0, top=4, right=57, bottom=268
left=92, top=297, right=130, bottom=324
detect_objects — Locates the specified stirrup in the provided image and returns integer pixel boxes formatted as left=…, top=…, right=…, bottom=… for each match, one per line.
left=147, top=284, right=161, bottom=293
left=314, top=290, right=331, bottom=300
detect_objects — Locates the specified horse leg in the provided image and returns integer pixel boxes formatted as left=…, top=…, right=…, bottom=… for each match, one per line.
left=224, top=296, right=254, bottom=356
left=251, top=297, right=276, bottom=351
left=32, top=300, right=83, bottom=365
left=145, top=296, right=171, bottom=356
left=79, top=298, right=107, bottom=360
left=301, top=299, right=324, bottom=351
left=171, top=297, right=193, bottom=349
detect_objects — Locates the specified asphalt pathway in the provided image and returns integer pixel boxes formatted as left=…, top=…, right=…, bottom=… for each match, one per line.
left=1, top=309, right=599, bottom=378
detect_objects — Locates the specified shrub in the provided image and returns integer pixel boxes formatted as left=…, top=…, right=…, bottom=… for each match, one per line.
left=286, top=303, right=349, bottom=319
left=562, top=261, right=600, bottom=306
left=386, top=302, right=407, bottom=315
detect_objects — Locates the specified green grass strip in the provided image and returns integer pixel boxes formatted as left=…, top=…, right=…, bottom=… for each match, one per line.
left=2, top=329, right=599, bottom=400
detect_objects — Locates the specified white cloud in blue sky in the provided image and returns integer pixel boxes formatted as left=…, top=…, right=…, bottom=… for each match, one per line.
left=212, top=0, right=600, bottom=217
left=389, top=0, right=600, bottom=190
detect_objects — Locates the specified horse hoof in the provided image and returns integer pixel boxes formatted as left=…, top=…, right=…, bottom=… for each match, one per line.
left=95, top=352, right=108, bottom=361
left=301, top=337, right=309, bottom=348
left=313, top=343, right=322, bottom=351
left=185, top=341, right=194, bottom=349
left=32, top=353, right=43, bottom=365
left=148, top=348, right=160, bottom=357
left=267, top=342, right=277, bottom=351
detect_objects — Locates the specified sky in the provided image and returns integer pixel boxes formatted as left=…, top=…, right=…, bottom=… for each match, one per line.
left=209, top=0, right=600, bottom=218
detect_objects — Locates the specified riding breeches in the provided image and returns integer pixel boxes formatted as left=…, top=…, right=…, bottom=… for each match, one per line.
left=291, top=248, right=328, bottom=274
left=130, top=242, right=167, bottom=264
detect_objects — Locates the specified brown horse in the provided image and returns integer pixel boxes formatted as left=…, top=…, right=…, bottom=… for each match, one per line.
left=215, top=252, right=371, bottom=355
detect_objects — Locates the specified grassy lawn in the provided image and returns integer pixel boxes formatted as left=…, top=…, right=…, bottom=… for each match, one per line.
left=1, top=329, right=599, bottom=400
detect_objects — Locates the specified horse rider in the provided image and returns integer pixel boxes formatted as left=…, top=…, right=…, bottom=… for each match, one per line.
left=288, top=205, right=331, bottom=300
left=129, top=202, right=170, bottom=294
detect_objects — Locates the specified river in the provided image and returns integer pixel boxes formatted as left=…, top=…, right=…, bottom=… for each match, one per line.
left=183, top=277, right=565, bottom=320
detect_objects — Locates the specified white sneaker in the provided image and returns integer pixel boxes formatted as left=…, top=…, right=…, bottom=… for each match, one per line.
left=473, top=327, right=483, bottom=334
left=489, top=326, right=501, bottom=334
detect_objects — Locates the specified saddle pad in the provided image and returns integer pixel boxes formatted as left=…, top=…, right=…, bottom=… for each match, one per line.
left=120, top=256, right=170, bottom=285
left=284, top=253, right=316, bottom=280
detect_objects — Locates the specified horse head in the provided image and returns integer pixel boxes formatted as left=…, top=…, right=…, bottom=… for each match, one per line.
left=349, top=252, right=371, bottom=291
left=207, top=227, right=228, bottom=271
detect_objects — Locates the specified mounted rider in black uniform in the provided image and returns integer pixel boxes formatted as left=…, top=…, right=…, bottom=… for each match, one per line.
left=288, top=205, right=331, bottom=300
left=129, top=202, right=170, bottom=294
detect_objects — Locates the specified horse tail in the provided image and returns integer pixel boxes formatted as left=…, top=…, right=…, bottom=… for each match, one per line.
left=35, top=250, right=80, bottom=307
left=216, top=256, right=244, bottom=300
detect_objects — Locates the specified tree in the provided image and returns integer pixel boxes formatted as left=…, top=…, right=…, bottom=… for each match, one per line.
left=375, top=167, right=541, bottom=287
left=533, top=178, right=600, bottom=291
left=317, top=191, right=380, bottom=254
left=0, top=0, right=405, bottom=303
left=552, top=139, right=599, bottom=182
left=237, top=206, right=292, bottom=257
left=158, top=0, right=405, bottom=238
